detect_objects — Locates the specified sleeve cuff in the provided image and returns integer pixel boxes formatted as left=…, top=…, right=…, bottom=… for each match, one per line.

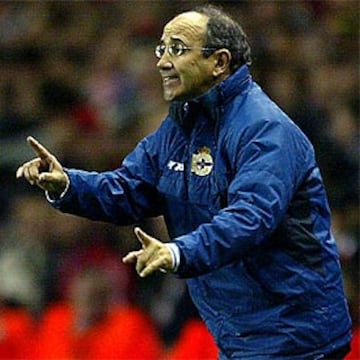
left=45, top=175, right=70, bottom=203
left=165, top=243, right=181, bottom=272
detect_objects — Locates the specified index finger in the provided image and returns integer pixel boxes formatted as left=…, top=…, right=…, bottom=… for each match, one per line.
left=122, top=249, right=144, bottom=264
left=27, top=136, right=52, bottom=160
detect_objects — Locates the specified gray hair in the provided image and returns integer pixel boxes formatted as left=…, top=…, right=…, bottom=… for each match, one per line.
left=194, top=4, right=252, bottom=73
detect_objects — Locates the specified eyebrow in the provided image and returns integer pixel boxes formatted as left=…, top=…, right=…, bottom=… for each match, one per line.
left=160, top=36, right=186, bottom=44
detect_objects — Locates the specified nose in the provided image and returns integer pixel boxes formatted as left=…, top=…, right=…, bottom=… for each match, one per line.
left=156, top=52, right=173, bottom=70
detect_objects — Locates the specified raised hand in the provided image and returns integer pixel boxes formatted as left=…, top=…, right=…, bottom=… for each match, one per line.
left=122, top=227, right=174, bottom=277
left=16, top=136, right=69, bottom=194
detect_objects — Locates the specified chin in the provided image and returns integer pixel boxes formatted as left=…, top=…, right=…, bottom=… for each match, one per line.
left=164, top=93, right=179, bottom=102
left=163, top=87, right=187, bottom=102
left=163, top=90, right=174, bottom=102
left=168, top=93, right=190, bottom=102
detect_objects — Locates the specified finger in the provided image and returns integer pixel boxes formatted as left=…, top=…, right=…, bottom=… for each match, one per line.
left=136, top=244, right=168, bottom=276
left=16, top=166, right=24, bottom=179
left=139, top=257, right=168, bottom=278
left=37, top=172, right=58, bottom=191
left=135, top=247, right=157, bottom=275
left=38, top=172, right=56, bottom=184
left=122, top=249, right=143, bottom=264
left=27, top=136, right=52, bottom=160
left=28, top=161, right=41, bottom=181
left=23, top=166, right=35, bottom=185
left=134, top=227, right=153, bottom=248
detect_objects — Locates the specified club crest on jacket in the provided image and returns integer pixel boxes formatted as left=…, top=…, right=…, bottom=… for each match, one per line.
left=191, top=147, right=214, bottom=176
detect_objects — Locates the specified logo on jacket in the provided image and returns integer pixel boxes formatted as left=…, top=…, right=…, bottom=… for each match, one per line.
left=167, top=160, right=184, bottom=172
left=191, top=147, right=214, bottom=176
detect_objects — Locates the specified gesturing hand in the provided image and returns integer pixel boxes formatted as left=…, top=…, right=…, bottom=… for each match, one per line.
left=16, top=136, right=69, bottom=195
left=122, top=227, right=174, bottom=277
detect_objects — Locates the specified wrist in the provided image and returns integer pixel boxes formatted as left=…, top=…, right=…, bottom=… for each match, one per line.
left=165, top=243, right=181, bottom=272
left=46, top=173, right=70, bottom=202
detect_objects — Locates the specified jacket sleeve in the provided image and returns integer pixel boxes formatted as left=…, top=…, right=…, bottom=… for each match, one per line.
left=173, top=118, right=314, bottom=277
left=50, top=135, right=163, bottom=225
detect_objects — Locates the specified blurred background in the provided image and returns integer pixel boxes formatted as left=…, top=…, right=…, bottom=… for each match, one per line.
left=0, top=1, right=358, bottom=359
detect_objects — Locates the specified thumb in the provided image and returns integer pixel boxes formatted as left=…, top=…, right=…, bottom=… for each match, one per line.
left=38, top=172, right=56, bottom=183
left=134, top=227, right=152, bottom=248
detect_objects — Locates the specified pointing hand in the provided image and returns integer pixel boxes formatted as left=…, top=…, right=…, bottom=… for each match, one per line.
left=16, top=136, right=69, bottom=194
left=122, top=227, right=174, bottom=277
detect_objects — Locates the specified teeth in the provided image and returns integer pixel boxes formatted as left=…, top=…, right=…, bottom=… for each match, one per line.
left=164, top=77, right=175, bottom=84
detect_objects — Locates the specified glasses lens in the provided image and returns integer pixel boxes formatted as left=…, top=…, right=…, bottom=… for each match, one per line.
left=155, top=45, right=165, bottom=58
left=169, top=44, right=185, bottom=56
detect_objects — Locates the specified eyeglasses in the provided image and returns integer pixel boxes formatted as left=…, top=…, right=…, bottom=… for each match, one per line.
left=155, top=43, right=216, bottom=59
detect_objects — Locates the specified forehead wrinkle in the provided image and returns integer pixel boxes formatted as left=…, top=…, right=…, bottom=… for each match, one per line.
left=161, top=12, right=208, bottom=44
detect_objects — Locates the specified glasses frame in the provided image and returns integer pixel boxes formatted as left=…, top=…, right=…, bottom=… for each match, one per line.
left=155, top=43, right=217, bottom=59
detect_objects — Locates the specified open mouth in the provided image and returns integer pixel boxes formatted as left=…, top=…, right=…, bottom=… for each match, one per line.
left=163, top=76, right=179, bottom=85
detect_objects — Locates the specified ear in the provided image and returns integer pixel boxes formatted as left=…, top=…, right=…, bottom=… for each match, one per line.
left=212, top=49, right=232, bottom=78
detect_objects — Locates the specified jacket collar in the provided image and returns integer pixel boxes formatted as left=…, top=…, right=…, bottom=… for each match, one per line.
left=169, top=64, right=252, bottom=125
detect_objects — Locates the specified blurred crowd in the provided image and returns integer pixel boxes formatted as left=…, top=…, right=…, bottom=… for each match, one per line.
left=0, top=1, right=358, bottom=359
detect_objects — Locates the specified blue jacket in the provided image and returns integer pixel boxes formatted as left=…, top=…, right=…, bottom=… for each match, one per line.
left=52, top=65, right=351, bottom=358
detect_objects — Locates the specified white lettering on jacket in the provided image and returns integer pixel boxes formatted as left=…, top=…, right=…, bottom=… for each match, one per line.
left=167, top=160, right=184, bottom=172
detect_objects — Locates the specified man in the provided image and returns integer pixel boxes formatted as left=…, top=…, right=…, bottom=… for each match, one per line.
left=17, top=5, right=352, bottom=359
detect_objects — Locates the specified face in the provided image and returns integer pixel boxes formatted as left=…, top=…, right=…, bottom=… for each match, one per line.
left=157, top=12, right=219, bottom=102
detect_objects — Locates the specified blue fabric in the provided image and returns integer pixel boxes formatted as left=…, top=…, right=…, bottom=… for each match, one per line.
left=51, top=65, right=352, bottom=357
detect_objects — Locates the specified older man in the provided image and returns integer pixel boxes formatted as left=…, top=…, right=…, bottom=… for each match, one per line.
left=17, top=5, right=351, bottom=359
